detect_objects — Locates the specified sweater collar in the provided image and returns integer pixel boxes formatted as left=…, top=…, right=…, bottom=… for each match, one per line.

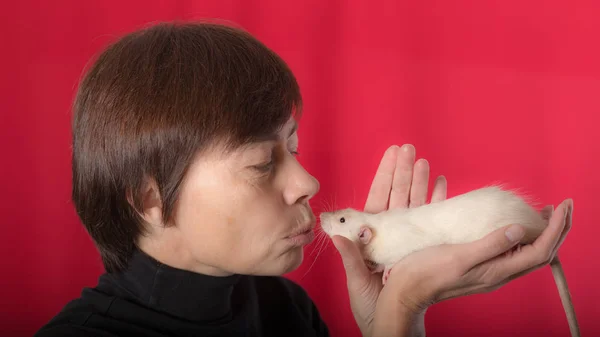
left=97, top=248, right=242, bottom=323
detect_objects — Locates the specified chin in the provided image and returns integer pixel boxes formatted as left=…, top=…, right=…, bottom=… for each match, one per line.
left=277, top=246, right=305, bottom=275
left=288, top=247, right=305, bottom=270
left=249, top=246, right=305, bottom=276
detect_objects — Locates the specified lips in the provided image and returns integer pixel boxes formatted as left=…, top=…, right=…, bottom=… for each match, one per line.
left=289, top=221, right=315, bottom=238
left=286, top=221, right=316, bottom=246
left=288, top=208, right=316, bottom=238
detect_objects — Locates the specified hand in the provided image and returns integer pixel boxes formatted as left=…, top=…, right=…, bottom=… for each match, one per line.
left=331, top=144, right=446, bottom=337
left=378, top=197, right=573, bottom=316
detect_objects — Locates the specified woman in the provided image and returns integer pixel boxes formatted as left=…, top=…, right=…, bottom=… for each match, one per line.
left=35, top=21, right=572, bottom=337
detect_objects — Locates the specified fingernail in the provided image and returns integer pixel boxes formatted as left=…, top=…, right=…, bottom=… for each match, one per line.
left=505, top=225, right=525, bottom=242
left=568, top=199, right=573, bottom=218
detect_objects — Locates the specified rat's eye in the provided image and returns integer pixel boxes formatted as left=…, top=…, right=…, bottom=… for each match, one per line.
left=339, top=217, right=345, bottom=223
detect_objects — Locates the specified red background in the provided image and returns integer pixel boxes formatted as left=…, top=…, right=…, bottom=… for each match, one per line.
left=2, top=1, right=599, bottom=336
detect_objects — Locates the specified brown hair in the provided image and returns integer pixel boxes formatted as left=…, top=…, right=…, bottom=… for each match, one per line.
left=71, top=21, right=302, bottom=273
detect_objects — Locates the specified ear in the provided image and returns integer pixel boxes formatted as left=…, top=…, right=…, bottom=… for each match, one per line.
left=127, top=176, right=163, bottom=227
left=358, top=226, right=373, bottom=244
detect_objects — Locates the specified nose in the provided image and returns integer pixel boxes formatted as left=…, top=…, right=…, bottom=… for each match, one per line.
left=282, top=157, right=320, bottom=206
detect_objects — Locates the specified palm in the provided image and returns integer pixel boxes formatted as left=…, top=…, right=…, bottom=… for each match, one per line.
left=334, top=144, right=447, bottom=336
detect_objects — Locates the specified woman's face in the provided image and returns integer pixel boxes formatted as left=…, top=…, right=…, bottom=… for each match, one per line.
left=138, top=117, right=320, bottom=276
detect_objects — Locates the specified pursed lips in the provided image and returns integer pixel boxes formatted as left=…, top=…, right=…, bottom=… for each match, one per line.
left=288, top=208, right=316, bottom=237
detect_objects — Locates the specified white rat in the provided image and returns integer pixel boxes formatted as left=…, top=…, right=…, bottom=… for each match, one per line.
left=319, top=185, right=580, bottom=337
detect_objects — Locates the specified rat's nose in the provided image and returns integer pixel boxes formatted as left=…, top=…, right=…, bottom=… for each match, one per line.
left=318, top=213, right=332, bottom=233
left=319, top=212, right=330, bottom=222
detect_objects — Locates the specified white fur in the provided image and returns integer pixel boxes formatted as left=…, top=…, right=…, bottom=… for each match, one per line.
left=369, top=186, right=547, bottom=265
left=319, top=185, right=579, bottom=337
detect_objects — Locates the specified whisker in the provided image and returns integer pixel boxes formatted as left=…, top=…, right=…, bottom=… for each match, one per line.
left=309, top=231, right=321, bottom=257
left=318, top=198, right=328, bottom=212
left=324, top=195, right=332, bottom=212
left=302, top=228, right=332, bottom=280
left=310, top=226, right=327, bottom=257
left=317, top=232, right=330, bottom=256
left=302, top=232, right=325, bottom=278
left=333, top=193, right=338, bottom=211
left=319, top=229, right=329, bottom=248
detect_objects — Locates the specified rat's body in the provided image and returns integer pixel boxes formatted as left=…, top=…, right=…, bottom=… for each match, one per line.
left=320, top=185, right=580, bottom=337
left=363, top=186, right=547, bottom=267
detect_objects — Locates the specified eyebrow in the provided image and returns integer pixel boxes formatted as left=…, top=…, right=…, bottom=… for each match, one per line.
left=287, top=121, right=298, bottom=137
left=258, top=120, right=298, bottom=142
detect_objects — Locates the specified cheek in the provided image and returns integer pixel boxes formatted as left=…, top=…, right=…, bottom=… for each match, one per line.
left=325, top=223, right=354, bottom=239
left=344, top=228, right=357, bottom=239
left=170, top=175, right=239, bottom=249
left=173, top=178, right=288, bottom=260
left=323, top=222, right=339, bottom=236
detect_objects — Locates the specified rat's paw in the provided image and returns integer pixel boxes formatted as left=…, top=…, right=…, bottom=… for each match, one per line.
left=382, top=266, right=392, bottom=285
left=504, top=244, right=523, bottom=257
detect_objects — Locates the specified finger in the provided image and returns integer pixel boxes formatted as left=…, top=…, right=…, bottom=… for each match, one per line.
left=430, top=175, right=447, bottom=203
left=549, top=200, right=573, bottom=260
left=503, top=259, right=546, bottom=283
left=388, top=144, right=415, bottom=209
left=474, top=252, right=551, bottom=292
left=438, top=280, right=507, bottom=303
left=364, top=145, right=399, bottom=213
left=539, top=205, right=559, bottom=258
left=409, top=158, right=429, bottom=208
left=528, top=199, right=570, bottom=262
left=484, top=200, right=570, bottom=276
left=459, top=224, right=525, bottom=268
left=331, top=235, right=372, bottom=284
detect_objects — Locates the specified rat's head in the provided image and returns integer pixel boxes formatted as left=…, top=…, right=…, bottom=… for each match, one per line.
left=319, top=208, right=375, bottom=245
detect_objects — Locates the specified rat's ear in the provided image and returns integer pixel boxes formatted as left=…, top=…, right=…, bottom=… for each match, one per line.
left=358, top=226, right=373, bottom=244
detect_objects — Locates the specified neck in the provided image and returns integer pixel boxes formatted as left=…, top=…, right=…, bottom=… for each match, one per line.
left=97, top=247, right=242, bottom=323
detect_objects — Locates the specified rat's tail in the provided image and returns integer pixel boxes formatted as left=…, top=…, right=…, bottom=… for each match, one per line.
left=550, top=256, right=581, bottom=337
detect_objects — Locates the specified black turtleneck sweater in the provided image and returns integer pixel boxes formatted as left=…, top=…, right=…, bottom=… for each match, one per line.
left=34, top=249, right=330, bottom=337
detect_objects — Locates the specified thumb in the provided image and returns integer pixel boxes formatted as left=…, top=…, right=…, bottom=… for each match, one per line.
left=332, top=235, right=370, bottom=281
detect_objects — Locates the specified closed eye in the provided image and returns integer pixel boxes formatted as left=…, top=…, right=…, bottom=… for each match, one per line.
left=252, top=147, right=299, bottom=173
left=254, top=160, right=274, bottom=173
